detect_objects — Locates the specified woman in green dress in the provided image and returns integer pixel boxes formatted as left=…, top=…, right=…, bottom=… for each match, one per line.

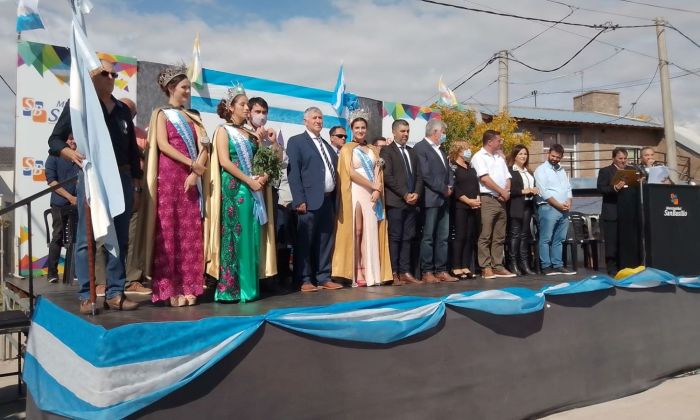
left=213, top=90, right=269, bottom=302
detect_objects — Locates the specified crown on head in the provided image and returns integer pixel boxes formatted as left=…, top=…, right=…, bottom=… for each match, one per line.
left=349, top=108, right=370, bottom=124
left=157, top=63, right=188, bottom=88
left=224, top=82, right=246, bottom=106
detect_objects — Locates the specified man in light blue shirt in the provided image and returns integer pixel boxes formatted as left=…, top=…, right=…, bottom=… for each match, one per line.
left=533, top=144, right=575, bottom=275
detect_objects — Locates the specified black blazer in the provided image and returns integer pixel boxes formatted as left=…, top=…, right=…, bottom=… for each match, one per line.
left=413, top=139, right=453, bottom=208
left=380, top=142, right=423, bottom=208
left=508, top=168, right=536, bottom=218
left=286, top=131, right=338, bottom=211
left=596, top=164, right=635, bottom=221
left=453, top=164, right=479, bottom=210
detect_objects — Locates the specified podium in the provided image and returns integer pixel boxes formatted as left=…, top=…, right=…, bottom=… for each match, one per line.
left=643, top=184, right=700, bottom=275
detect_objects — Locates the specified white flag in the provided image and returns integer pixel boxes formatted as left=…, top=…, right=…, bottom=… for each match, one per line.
left=69, top=7, right=123, bottom=256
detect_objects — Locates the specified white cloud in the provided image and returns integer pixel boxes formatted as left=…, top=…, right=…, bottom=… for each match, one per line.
left=1, top=0, right=699, bottom=148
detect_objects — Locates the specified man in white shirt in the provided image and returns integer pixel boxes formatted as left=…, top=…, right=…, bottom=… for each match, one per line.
left=286, top=107, right=343, bottom=292
left=471, top=130, right=515, bottom=279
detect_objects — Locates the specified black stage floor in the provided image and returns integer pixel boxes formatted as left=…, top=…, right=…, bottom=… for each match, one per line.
left=8, top=270, right=597, bottom=328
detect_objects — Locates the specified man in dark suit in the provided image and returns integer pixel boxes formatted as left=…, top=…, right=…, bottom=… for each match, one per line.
left=414, top=119, right=458, bottom=283
left=286, top=107, right=343, bottom=292
left=380, top=119, right=424, bottom=285
left=596, top=147, right=637, bottom=275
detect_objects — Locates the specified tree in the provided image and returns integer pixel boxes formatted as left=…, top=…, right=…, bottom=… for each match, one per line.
left=434, top=105, right=477, bottom=154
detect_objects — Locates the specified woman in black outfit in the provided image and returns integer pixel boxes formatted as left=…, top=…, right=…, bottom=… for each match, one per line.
left=506, top=144, right=538, bottom=275
left=449, top=141, right=480, bottom=279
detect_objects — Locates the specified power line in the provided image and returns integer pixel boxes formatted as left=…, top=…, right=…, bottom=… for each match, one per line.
left=452, top=54, right=499, bottom=92
left=509, top=48, right=622, bottom=85
left=665, top=24, right=700, bottom=49
left=603, top=64, right=659, bottom=124
left=419, top=0, right=657, bottom=29
left=544, top=0, right=651, bottom=21
left=510, top=5, right=575, bottom=52
left=0, top=74, right=15, bottom=96
left=508, top=27, right=610, bottom=73
left=619, top=0, right=700, bottom=15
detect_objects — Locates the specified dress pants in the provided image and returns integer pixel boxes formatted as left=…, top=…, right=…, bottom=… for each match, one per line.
left=47, top=205, right=76, bottom=279
left=386, top=206, right=418, bottom=274
left=602, top=219, right=618, bottom=275
left=477, top=195, right=507, bottom=270
left=294, top=195, right=335, bottom=285
left=451, top=207, right=478, bottom=272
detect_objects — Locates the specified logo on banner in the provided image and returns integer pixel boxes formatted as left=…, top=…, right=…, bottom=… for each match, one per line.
left=664, top=192, right=687, bottom=217
left=22, top=157, right=46, bottom=182
left=21, top=97, right=65, bottom=124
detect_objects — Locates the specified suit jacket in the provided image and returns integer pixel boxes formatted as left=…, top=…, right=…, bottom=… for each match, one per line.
left=413, top=138, right=453, bottom=208
left=597, top=164, right=635, bottom=221
left=286, top=131, right=338, bottom=211
left=508, top=168, right=535, bottom=218
left=380, top=142, right=423, bottom=208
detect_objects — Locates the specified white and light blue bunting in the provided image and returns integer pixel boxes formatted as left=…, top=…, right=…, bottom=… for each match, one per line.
left=24, top=268, right=700, bottom=419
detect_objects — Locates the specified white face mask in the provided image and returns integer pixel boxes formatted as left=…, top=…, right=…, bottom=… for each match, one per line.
left=251, top=113, right=267, bottom=128
left=462, top=149, right=472, bottom=160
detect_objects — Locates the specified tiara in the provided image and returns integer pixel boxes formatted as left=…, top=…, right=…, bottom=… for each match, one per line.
left=349, top=108, right=370, bottom=124
left=224, top=82, right=246, bottom=106
left=158, top=64, right=188, bottom=88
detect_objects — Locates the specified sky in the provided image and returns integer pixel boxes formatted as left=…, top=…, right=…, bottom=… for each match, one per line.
left=1, top=0, right=700, bottom=147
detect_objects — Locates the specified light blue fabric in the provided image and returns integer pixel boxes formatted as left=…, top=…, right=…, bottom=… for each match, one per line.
left=534, top=161, right=572, bottom=204
left=444, top=287, right=545, bottom=315
left=537, top=204, right=569, bottom=269
left=541, top=275, right=615, bottom=295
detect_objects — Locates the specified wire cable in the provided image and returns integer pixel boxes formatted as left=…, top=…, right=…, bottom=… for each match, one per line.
left=419, top=0, right=657, bottom=29
left=0, top=74, right=15, bottom=96
left=544, top=0, right=651, bottom=21
left=603, top=64, right=659, bottom=124
left=619, top=0, right=700, bottom=15
left=665, top=24, right=700, bottom=49
left=509, top=48, right=622, bottom=85
left=452, top=54, right=499, bottom=92
left=509, top=5, right=575, bottom=52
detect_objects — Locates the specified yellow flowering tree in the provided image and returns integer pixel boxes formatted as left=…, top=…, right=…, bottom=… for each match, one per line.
left=470, top=112, right=534, bottom=157
left=434, top=105, right=478, bottom=154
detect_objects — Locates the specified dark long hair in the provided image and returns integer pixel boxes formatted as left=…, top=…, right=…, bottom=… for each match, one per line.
left=508, top=144, right=530, bottom=170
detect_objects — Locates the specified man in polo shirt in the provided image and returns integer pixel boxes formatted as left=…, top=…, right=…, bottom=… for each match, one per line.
left=470, top=130, right=515, bottom=279
left=534, top=144, right=575, bottom=275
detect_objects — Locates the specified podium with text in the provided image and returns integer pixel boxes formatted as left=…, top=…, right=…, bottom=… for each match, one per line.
left=644, top=184, right=700, bottom=275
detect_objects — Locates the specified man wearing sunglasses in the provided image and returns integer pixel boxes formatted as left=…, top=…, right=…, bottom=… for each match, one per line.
left=48, top=59, right=142, bottom=314
left=329, top=126, right=347, bottom=155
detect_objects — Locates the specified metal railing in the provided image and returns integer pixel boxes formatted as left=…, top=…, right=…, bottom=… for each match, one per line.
left=0, top=176, right=78, bottom=314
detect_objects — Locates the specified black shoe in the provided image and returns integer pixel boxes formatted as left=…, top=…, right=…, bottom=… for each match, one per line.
left=48, top=276, right=58, bottom=284
left=557, top=267, right=577, bottom=275
left=518, top=262, right=536, bottom=276
left=542, top=267, right=559, bottom=276
left=506, top=263, right=522, bottom=277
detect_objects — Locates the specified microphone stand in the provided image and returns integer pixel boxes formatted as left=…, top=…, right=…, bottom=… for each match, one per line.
left=635, top=167, right=647, bottom=267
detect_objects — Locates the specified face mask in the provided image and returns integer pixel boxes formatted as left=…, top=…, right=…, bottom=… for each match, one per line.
left=251, top=113, right=267, bottom=128
left=439, top=133, right=447, bottom=144
left=462, top=149, right=472, bottom=160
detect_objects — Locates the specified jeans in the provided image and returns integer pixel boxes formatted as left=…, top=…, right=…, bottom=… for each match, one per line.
left=537, top=204, right=569, bottom=269
left=420, top=203, right=449, bottom=273
left=75, top=171, right=133, bottom=300
left=47, top=206, right=77, bottom=278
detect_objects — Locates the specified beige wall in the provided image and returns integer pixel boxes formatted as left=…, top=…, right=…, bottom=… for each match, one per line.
left=573, top=91, right=620, bottom=115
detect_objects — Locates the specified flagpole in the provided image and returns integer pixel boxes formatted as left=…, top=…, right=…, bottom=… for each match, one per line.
left=70, top=0, right=97, bottom=314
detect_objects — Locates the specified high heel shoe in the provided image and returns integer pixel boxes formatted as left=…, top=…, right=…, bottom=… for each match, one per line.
left=450, top=269, right=468, bottom=280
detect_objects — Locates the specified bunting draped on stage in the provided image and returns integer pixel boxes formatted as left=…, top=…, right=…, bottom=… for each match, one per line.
left=24, top=268, right=700, bottom=419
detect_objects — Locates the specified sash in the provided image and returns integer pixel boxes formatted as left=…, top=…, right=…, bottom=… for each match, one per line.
left=222, top=125, right=267, bottom=225
left=162, top=109, right=203, bottom=215
left=354, top=147, right=384, bottom=221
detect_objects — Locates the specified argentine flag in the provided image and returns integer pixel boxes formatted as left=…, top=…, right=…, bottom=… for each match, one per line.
left=17, top=0, right=45, bottom=32
left=332, top=64, right=345, bottom=117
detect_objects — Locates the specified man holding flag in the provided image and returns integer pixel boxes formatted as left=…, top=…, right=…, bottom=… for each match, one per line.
left=49, top=48, right=141, bottom=312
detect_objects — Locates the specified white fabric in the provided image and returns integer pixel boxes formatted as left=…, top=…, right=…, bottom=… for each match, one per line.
left=278, top=302, right=442, bottom=322
left=306, top=129, right=335, bottom=193
left=513, top=165, right=534, bottom=200
left=397, top=144, right=413, bottom=172
left=471, top=148, right=511, bottom=195
left=426, top=138, right=446, bottom=167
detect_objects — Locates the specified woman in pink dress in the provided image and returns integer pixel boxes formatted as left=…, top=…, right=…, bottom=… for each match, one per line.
left=148, top=66, right=209, bottom=306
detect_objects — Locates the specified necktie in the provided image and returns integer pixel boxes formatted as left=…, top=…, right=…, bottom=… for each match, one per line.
left=400, top=145, right=414, bottom=192
left=316, top=137, right=336, bottom=184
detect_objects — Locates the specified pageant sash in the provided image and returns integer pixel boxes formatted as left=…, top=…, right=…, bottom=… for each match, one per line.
left=354, top=147, right=384, bottom=221
left=222, top=125, right=267, bottom=225
left=162, top=109, right=203, bottom=215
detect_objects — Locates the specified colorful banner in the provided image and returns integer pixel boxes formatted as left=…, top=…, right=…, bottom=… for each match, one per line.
left=14, top=41, right=137, bottom=276
left=381, top=101, right=442, bottom=147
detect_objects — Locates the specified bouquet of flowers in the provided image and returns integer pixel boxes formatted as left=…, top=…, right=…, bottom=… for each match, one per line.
left=253, top=145, right=283, bottom=183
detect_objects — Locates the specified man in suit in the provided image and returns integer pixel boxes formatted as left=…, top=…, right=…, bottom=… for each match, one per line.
left=596, top=147, right=637, bottom=275
left=286, top=107, right=343, bottom=292
left=380, top=119, right=424, bottom=285
left=414, top=119, right=458, bottom=283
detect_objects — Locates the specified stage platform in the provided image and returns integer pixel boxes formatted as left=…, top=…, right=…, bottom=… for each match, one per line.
left=17, top=268, right=700, bottom=420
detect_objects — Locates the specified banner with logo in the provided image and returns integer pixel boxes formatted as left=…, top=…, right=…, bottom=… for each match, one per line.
left=14, top=41, right=137, bottom=276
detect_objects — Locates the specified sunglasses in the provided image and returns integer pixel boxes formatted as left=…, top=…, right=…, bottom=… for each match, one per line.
left=333, top=134, right=347, bottom=139
left=100, top=70, right=119, bottom=79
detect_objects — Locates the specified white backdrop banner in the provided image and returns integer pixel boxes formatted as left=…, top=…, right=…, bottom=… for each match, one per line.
left=14, top=41, right=137, bottom=276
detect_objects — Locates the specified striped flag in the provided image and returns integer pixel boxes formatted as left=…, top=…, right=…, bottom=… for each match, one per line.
left=69, top=1, right=123, bottom=256
left=438, top=76, right=459, bottom=107
left=331, top=63, right=345, bottom=117
left=188, top=32, right=203, bottom=88
left=16, top=0, right=45, bottom=32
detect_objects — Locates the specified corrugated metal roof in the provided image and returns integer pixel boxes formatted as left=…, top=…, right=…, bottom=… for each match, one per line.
left=474, top=105, right=663, bottom=129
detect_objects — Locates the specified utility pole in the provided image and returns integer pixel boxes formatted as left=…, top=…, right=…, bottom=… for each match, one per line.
left=498, top=50, right=508, bottom=114
left=532, top=90, right=538, bottom=108
left=655, top=18, right=678, bottom=181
